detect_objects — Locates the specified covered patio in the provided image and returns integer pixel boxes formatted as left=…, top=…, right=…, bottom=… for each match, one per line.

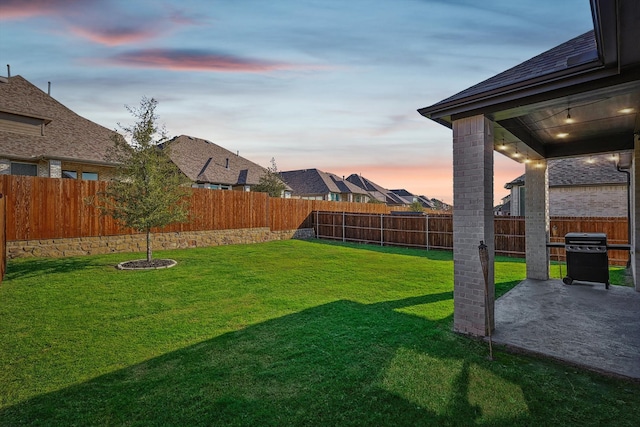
left=419, top=0, right=640, bottom=378
left=493, top=278, right=640, bottom=380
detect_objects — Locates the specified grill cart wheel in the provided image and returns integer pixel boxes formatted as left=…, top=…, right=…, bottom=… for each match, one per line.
left=563, top=276, right=573, bottom=285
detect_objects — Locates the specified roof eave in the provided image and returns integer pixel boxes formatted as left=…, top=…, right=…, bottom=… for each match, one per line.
left=419, top=0, right=631, bottom=124
left=418, top=60, right=610, bottom=122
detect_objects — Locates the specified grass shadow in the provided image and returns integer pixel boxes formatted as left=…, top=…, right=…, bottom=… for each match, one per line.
left=306, top=238, right=454, bottom=262
left=4, top=256, right=106, bottom=281
left=2, top=292, right=637, bottom=426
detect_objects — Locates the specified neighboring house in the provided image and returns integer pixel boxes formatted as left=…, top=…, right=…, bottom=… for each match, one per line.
left=428, top=198, right=452, bottom=211
left=389, top=190, right=437, bottom=209
left=345, top=174, right=445, bottom=209
left=164, top=135, right=290, bottom=195
left=345, top=174, right=411, bottom=206
left=0, top=75, right=118, bottom=180
left=390, top=189, right=416, bottom=205
left=416, top=195, right=436, bottom=210
left=280, top=168, right=370, bottom=202
left=505, top=154, right=629, bottom=217
left=494, top=194, right=511, bottom=216
left=345, top=173, right=390, bottom=203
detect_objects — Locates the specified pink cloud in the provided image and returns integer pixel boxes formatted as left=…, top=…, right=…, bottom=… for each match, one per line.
left=1, top=0, right=185, bottom=46
left=0, top=0, right=85, bottom=20
left=69, top=26, right=161, bottom=46
left=104, top=49, right=325, bottom=73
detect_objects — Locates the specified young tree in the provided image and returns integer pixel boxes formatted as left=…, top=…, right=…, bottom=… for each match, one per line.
left=409, top=200, right=424, bottom=212
left=100, top=97, right=190, bottom=262
left=253, top=157, right=287, bottom=197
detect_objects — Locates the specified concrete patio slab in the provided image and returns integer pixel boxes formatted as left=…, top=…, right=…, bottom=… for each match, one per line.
left=492, top=279, right=640, bottom=380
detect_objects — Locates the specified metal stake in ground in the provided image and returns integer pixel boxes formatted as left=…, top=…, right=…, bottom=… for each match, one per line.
left=478, top=240, right=493, bottom=361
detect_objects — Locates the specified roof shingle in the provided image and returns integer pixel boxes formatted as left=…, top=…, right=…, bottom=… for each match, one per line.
left=165, top=135, right=267, bottom=186
left=280, top=169, right=368, bottom=197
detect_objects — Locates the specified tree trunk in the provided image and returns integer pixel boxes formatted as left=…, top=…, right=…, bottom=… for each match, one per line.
left=146, top=229, right=152, bottom=262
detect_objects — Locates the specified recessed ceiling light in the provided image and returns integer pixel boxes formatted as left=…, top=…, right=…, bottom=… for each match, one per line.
left=556, top=133, right=569, bottom=138
left=619, top=108, right=635, bottom=114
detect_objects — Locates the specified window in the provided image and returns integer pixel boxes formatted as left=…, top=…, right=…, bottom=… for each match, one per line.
left=519, top=187, right=526, bottom=216
left=329, top=193, right=340, bottom=201
left=11, top=162, right=38, bottom=176
left=193, top=183, right=231, bottom=190
left=82, top=172, right=98, bottom=181
left=62, top=170, right=77, bottom=179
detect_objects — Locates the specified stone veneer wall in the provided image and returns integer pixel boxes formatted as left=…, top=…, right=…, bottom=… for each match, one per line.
left=7, top=228, right=315, bottom=259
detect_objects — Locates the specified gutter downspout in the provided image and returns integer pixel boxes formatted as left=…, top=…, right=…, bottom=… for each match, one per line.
left=616, top=163, right=631, bottom=267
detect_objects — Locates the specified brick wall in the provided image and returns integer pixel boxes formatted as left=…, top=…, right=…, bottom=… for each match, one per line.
left=0, top=158, right=115, bottom=180
left=7, top=228, right=315, bottom=258
left=49, top=159, right=62, bottom=178
left=59, top=161, right=116, bottom=181
left=0, top=159, right=9, bottom=174
left=549, top=185, right=627, bottom=217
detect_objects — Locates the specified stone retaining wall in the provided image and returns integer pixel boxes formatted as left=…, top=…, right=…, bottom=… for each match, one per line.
left=7, top=228, right=315, bottom=258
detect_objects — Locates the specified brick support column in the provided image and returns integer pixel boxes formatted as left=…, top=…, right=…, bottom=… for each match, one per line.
left=452, top=115, right=494, bottom=336
left=525, top=160, right=550, bottom=280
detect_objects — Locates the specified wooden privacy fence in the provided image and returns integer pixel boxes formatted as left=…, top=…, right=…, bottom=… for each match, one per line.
left=0, top=175, right=629, bottom=266
left=0, top=175, right=399, bottom=241
left=0, top=193, right=5, bottom=283
left=313, top=212, right=630, bottom=265
left=314, top=211, right=453, bottom=250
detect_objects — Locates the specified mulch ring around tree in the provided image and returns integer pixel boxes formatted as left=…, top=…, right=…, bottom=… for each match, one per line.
left=116, top=259, right=177, bottom=270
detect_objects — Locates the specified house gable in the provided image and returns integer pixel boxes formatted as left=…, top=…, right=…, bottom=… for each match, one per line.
left=281, top=168, right=369, bottom=201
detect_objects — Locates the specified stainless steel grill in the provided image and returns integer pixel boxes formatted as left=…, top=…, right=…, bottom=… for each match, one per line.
left=563, top=232, right=609, bottom=288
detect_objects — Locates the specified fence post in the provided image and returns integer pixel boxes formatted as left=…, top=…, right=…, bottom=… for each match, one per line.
left=426, top=214, right=430, bottom=251
left=380, top=213, right=384, bottom=246
left=342, top=211, right=345, bottom=242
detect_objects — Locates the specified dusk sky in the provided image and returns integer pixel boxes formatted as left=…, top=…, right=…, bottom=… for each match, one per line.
left=1, top=0, right=594, bottom=203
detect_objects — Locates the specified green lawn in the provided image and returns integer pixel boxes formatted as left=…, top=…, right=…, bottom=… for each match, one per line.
left=0, top=239, right=637, bottom=426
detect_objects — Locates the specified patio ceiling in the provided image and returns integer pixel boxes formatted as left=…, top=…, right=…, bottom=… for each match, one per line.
left=492, top=79, right=640, bottom=162
left=419, top=0, right=640, bottom=163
